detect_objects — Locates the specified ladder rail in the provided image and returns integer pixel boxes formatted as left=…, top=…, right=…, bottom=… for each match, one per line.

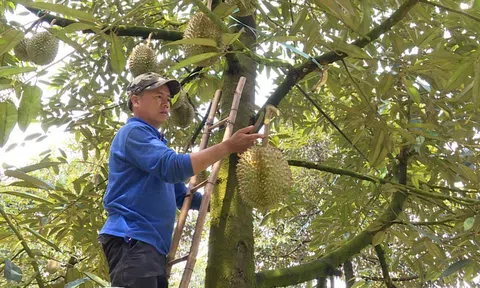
left=179, top=76, right=246, bottom=288
left=166, top=89, right=222, bottom=276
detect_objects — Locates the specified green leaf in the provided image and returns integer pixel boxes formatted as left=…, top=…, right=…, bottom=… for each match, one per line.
left=369, top=129, right=385, bottom=166
left=445, top=61, right=472, bottom=91
left=4, top=170, right=55, bottom=190
left=378, top=73, right=394, bottom=95
left=0, top=100, right=17, bottom=148
left=464, top=217, right=475, bottom=231
left=212, top=2, right=238, bottom=18
left=62, top=23, right=95, bottom=33
left=18, top=85, right=42, bottom=132
left=165, top=38, right=218, bottom=48
left=23, top=226, right=61, bottom=252
left=65, top=277, right=91, bottom=288
left=17, top=161, right=62, bottom=173
left=109, top=33, right=126, bottom=74
left=0, top=66, right=36, bottom=77
left=473, top=58, right=480, bottom=110
left=4, top=259, right=22, bottom=282
left=12, top=0, right=98, bottom=23
left=440, top=259, right=472, bottom=278
left=0, top=191, right=53, bottom=204
left=332, top=41, right=370, bottom=59
left=0, top=231, right=13, bottom=241
left=291, top=8, right=308, bottom=34
left=403, top=78, right=421, bottom=104
left=0, top=29, right=24, bottom=57
left=167, top=52, right=222, bottom=73
left=223, top=31, right=243, bottom=46
left=83, top=271, right=110, bottom=287
left=372, top=230, right=386, bottom=246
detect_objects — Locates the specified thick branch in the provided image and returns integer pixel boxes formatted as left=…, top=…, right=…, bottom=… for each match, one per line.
left=343, top=260, right=355, bottom=288
left=25, top=7, right=183, bottom=40
left=255, top=0, right=420, bottom=128
left=374, top=245, right=395, bottom=288
left=0, top=206, right=45, bottom=288
left=362, top=275, right=419, bottom=282
left=256, top=150, right=410, bottom=287
left=287, top=159, right=480, bottom=205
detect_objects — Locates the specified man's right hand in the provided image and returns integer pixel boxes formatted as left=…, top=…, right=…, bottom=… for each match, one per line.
left=225, top=125, right=264, bottom=154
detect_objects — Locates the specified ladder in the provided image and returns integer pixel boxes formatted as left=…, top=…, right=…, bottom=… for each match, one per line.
left=166, top=76, right=246, bottom=287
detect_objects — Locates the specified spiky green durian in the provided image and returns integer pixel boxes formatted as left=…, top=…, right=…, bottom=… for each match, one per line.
left=183, top=13, right=223, bottom=67
left=225, top=0, right=257, bottom=16
left=170, top=92, right=195, bottom=127
left=237, top=145, right=292, bottom=210
left=128, top=43, right=157, bottom=77
left=14, top=39, right=30, bottom=61
left=26, top=32, right=59, bottom=65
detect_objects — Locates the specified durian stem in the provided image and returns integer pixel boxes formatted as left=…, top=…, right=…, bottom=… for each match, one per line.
left=147, top=32, right=153, bottom=46
left=262, top=108, right=274, bottom=147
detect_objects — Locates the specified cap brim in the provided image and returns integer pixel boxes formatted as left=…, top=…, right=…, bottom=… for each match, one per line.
left=145, top=79, right=181, bottom=96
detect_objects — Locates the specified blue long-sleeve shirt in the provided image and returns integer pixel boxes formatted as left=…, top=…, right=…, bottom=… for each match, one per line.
left=99, top=117, right=202, bottom=255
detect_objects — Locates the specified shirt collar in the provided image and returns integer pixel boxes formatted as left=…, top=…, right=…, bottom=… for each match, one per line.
left=127, top=117, right=168, bottom=144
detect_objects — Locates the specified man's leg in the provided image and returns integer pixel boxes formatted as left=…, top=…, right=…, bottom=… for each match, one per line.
left=99, top=235, right=168, bottom=288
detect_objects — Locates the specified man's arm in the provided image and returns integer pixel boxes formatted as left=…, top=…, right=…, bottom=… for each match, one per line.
left=189, top=125, right=263, bottom=175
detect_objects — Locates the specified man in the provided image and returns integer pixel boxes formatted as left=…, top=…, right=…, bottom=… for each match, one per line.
left=98, top=72, right=263, bottom=288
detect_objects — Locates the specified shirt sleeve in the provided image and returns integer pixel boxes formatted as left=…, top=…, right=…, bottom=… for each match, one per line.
left=124, top=126, right=194, bottom=183
left=174, top=183, right=203, bottom=210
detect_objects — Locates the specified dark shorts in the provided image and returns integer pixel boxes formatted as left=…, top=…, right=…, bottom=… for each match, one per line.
left=99, top=234, right=168, bottom=288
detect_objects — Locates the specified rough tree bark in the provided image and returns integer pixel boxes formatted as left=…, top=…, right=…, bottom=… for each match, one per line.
left=204, top=14, right=258, bottom=288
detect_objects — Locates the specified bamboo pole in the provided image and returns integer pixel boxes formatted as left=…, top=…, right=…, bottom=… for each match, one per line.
left=166, top=89, right=222, bottom=277
left=179, top=76, right=246, bottom=287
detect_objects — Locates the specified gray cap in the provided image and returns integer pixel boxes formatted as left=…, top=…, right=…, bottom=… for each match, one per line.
left=126, top=72, right=181, bottom=111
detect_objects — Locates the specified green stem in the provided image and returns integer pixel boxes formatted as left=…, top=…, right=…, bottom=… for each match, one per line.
left=0, top=206, right=45, bottom=288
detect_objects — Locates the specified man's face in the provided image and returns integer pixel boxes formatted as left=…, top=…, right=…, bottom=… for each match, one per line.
left=131, top=84, right=171, bottom=128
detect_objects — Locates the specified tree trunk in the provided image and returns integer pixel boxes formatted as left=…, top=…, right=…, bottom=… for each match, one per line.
left=205, top=15, right=258, bottom=288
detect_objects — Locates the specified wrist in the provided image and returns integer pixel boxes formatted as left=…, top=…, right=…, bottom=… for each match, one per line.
left=222, top=139, right=234, bottom=154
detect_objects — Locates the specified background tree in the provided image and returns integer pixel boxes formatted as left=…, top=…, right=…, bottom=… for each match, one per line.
left=1, top=0, right=479, bottom=287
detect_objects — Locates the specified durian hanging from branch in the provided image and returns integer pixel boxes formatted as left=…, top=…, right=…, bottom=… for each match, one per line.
left=170, top=91, right=195, bottom=128
left=236, top=105, right=293, bottom=211
left=128, top=33, right=158, bottom=77
left=182, top=12, right=224, bottom=67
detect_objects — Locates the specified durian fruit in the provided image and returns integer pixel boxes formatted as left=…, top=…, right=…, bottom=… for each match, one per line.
left=170, top=91, right=195, bottom=127
left=26, top=31, right=59, bottom=65
left=183, top=13, right=223, bottom=67
left=237, top=145, right=292, bottom=210
left=14, top=38, right=30, bottom=61
left=128, top=43, right=157, bottom=77
left=225, top=0, right=257, bottom=16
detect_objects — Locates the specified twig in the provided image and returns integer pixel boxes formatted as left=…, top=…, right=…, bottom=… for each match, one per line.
left=374, top=245, right=396, bottom=288
left=361, top=275, right=419, bottom=282
left=0, top=206, right=45, bottom=288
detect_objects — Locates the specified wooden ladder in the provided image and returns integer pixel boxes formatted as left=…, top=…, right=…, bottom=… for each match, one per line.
left=166, top=76, right=246, bottom=287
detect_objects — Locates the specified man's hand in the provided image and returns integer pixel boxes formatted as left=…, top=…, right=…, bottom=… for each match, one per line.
left=225, top=125, right=264, bottom=154
left=190, top=125, right=264, bottom=175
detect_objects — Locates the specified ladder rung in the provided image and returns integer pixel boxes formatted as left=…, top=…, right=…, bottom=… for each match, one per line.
left=169, top=254, right=189, bottom=266
left=208, top=117, right=228, bottom=131
left=192, top=179, right=207, bottom=192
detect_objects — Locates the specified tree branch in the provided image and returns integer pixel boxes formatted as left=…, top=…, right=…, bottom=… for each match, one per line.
left=24, top=7, right=183, bottom=40
left=419, top=0, right=480, bottom=23
left=287, top=159, right=480, bottom=205
left=343, top=260, right=355, bottom=288
left=256, top=175, right=409, bottom=286
left=0, top=206, right=45, bottom=288
left=254, top=0, right=420, bottom=130
left=361, top=275, right=419, bottom=282
left=374, top=245, right=396, bottom=288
